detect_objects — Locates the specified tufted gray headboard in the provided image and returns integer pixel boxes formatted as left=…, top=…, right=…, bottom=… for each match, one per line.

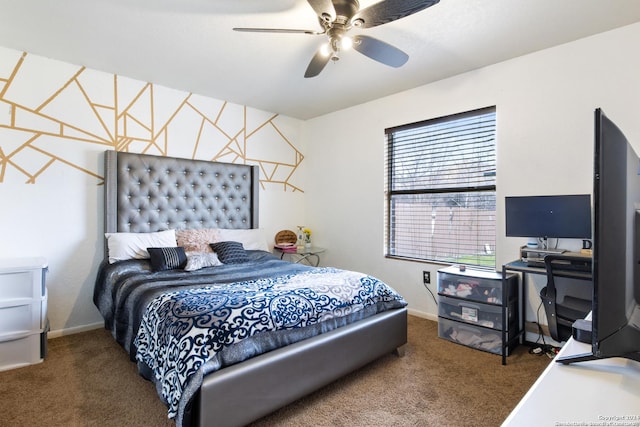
left=104, top=150, right=259, bottom=236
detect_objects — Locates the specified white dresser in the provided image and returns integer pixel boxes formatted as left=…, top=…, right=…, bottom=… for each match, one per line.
left=0, top=257, right=48, bottom=371
left=502, top=315, right=640, bottom=426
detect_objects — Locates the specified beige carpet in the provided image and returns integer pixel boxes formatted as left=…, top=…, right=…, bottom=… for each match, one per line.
left=0, top=316, right=550, bottom=426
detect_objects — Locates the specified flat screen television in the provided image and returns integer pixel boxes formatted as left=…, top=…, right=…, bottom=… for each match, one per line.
left=505, top=194, right=592, bottom=241
left=558, top=108, right=640, bottom=364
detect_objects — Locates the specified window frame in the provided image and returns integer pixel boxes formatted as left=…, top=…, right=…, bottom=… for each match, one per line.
left=384, top=106, right=497, bottom=268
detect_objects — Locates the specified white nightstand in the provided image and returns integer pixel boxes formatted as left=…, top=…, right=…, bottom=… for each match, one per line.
left=0, top=257, right=49, bottom=371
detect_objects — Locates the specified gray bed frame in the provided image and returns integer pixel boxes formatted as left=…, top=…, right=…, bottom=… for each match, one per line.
left=103, top=150, right=407, bottom=427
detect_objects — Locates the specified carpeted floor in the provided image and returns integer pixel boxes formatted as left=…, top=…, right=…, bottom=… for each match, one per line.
left=0, top=316, right=551, bottom=426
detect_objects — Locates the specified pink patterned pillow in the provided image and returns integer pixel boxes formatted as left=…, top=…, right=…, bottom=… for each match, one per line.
left=175, top=228, right=220, bottom=253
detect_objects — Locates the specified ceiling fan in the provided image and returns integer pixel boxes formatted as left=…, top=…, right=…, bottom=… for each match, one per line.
left=233, top=0, right=440, bottom=78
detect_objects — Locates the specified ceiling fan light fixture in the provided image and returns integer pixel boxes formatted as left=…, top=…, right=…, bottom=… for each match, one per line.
left=234, top=0, right=441, bottom=77
left=340, top=36, right=353, bottom=50
left=319, top=43, right=332, bottom=57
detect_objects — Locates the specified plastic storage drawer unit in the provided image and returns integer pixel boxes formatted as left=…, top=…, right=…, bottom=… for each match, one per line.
left=0, top=257, right=48, bottom=372
left=437, top=266, right=520, bottom=363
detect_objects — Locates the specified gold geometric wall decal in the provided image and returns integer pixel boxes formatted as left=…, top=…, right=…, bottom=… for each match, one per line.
left=0, top=51, right=303, bottom=191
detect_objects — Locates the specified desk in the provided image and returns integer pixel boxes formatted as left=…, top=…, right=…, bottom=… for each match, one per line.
left=502, top=328, right=640, bottom=426
left=502, top=259, right=592, bottom=282
left=274, top=246, right=326, bottom=267
left=502, top=253, right=592, bottom=346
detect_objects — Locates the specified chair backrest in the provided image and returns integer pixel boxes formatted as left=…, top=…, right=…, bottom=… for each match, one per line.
left=541, top=254, right=593, bottom=342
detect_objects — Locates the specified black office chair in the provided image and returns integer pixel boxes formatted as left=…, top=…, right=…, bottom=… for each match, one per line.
left=539, top=254, right=592, bottom=342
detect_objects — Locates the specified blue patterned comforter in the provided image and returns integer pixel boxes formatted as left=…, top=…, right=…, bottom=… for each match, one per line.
left=93, top=251, right=406, bottom=426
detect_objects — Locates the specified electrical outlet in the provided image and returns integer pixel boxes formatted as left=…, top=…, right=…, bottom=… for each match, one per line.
left=423, top=271, right=431, bottom=284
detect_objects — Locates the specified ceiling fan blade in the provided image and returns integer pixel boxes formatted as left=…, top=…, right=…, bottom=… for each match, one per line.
left=304, top=48, right=332, bottom=78
left=233, top=27, right=324, bottom=35
left=352, top=35, right=408, bottom=68
left=352, top=0, right=440, bottom=29
left=307, top=0, right=336, bottom=21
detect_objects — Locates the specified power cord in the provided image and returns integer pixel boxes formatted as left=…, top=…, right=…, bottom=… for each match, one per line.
left=423, top=282, right=438, bottom=307
left=528, top=300, right=561, bottom=358
left=538, top=237, right=561, bottom=251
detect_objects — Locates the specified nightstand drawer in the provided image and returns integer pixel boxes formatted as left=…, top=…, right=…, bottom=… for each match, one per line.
left=0, top=271, right=37, bottom=299
left=0, top=332, right=43, bottom=372
left=0, top=300, right=44, bottom=336
left=0, top=258, right=47, bottom=300
left=438, top=295, right=516, bottom=330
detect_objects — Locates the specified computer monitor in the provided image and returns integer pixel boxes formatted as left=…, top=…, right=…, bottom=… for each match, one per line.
left=505, top=194, right=592, bottom=242
left=557, top=108, right=640, bottom=364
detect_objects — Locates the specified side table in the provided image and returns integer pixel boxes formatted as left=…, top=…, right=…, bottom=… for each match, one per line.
left=275, top=246, right=326, bottom=267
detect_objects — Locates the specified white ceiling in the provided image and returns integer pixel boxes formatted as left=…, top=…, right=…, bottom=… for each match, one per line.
left=0, top=0, right=639, bottom=120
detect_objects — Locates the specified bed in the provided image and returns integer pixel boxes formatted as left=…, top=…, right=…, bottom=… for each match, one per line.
left=94, top=150, right=408, bottom=427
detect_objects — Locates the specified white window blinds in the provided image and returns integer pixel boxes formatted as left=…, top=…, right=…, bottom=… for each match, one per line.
left=385, top=107, right=497, bottom=267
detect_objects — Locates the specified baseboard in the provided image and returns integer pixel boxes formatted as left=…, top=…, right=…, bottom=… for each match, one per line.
left=407, top=308, right=438, bottom=322
left=523, top=321, right=565, bottom=347
left=525, top=320, right=549, bottom=336
left=48, top=322, right=104, bottom=339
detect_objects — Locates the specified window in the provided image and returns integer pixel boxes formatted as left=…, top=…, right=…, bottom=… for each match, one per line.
left=385, top=107, right=496, bottom=268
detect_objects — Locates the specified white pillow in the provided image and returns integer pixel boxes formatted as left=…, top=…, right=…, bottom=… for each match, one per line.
left=105, top=230, right=177, bottom=264
left=216, top=228, right=268, bottom=251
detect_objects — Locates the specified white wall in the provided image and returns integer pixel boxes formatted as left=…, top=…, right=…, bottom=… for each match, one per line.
left=0, top=48, right=306, bottom=336
left=2, top=23, right=638, bottom=337
left=303, top=23, right=640, bottom=322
